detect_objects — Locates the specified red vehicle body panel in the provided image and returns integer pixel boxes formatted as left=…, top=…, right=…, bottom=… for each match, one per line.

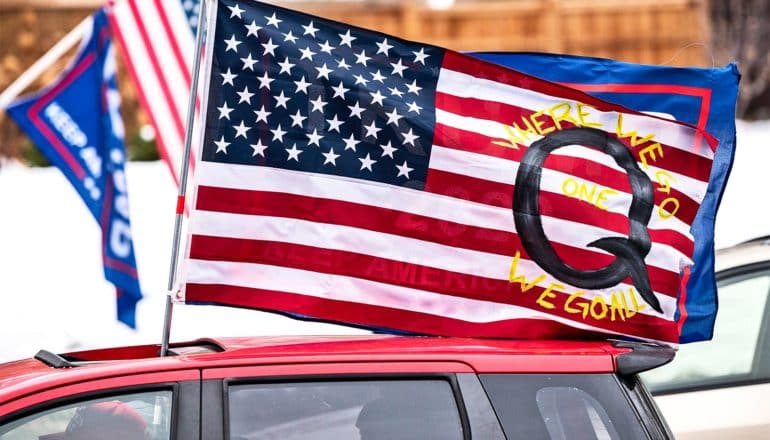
left=0, top=335, right=630, bottom=417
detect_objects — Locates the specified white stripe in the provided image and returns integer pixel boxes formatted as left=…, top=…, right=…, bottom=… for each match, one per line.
left=430, top=145, right=698, bottom=236
left=188, top=210, right=677, bottom=318
left=435, top=109, right=709, bottom=204
left=112, top=1, right=184, bottom=179
left=184, top=259, right=656, bottom=339
left=194, top=162, right=692, bottom=275
left=437, top=68, right=713, bottom=159
left=133, top=0, right=190, bottom=128
left=159, top=0, right=196, bottom=68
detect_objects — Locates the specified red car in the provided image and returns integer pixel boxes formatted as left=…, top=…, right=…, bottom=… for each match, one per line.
left=0, top=336, right=673, bottom=439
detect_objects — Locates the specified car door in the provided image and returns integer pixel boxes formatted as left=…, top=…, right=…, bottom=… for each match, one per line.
left=0, top=369, right=201, bottom=440
left=200, top=361, right=506, bottom=440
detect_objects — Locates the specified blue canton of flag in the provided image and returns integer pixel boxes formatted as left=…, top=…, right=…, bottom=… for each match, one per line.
left=202, top=0, right=443, bottom=190
left=6, top=9, right=142, bottom=328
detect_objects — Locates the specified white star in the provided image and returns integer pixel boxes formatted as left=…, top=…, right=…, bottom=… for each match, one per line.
left=250, top=139, right=268, bottom=157
left=261, top=38, right=278, bottom=56
left=286, top=143, right=302, bottom=161
left=237, top=86, right=254, bottom=104
left=359, top=153, right=377, bottom=171
left=306, top=128, right=323, bottom=147
left=396, top=161, right=413, bottom=178
left=390, top=59, right=407, bottom=77
left=354, top=50, right=370, bottom=66
left=265, top=12, right=282, bottom=28
left=370, top=70, right=386, bottom=83
left=342, top=134, right=359, bottom=151
left=273, top=91, right=290, bottom=109
left=369, top=90, right=386, bottom=106
left=294, top=76, right=311, bottom=94
left=407, top=101, right=422, bottom=114
left=336, top=58, right=351, bottom=70
left=406, top=80, right=422, bottom=95
left=347, top=101, right=365, bottom=118
left=277, top=57, right=295, bottom=75
left=353, top=74, right=369, bottom=87
left=363, top=120, right=381, bottom=139
left=376, top=38, right=393, bottom=55
left=224, top=35, right=241, bottom=52
left=228, top=4, right=244, bottom=18
left=402, top=128, right=418, bottom=146
left=413, top=48, right=429, bottom=64
left=315, top=63, right=332, bottom=80
left=257, top=71, right=274, bottom=89
left=318, top=40, right=333, bottom=54
left=299, top=46, right=316, bottom=61
left=322, top=148, right=340, bottom=166
left=331, top=81, right=349, bottom=99
left=254, top=105, right=271, bottom=123
left=327, top=114, right=344, bottom=132
left=220, top=68, right=237, bottom=86
left=217, top=102, right=234, bottom=120
left=385, top=107, right=403, bottom=126
left=302, top=21, right=319, bottom=37
left=214, top=136, right=230, bottom=154
left=309, top=95, right=327, bottom=113
left=240, top=53, right=258, bottom=71
left=233, top=120, right=250, bottom=139
left=289, top=109, right=306, bottom=128
left=244, top=20, right=261, bottom=37
left=282, top=30, right=298, bottom=44
left=270, top=124, right=287, bottom=142
left=338, top=29, right=356, bottom=47
left=388, top=86, right=404, bottom=98
left=380, top=141, right=397, bottom=158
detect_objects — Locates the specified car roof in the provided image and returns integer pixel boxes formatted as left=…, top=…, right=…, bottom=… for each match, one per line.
left=715, top=236, right=770, bottom=272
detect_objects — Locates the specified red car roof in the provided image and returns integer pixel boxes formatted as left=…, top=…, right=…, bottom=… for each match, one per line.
left=0, top=335, right=644, bottom=408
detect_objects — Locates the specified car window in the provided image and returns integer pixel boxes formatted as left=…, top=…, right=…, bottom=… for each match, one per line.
left=0, top=390, right=172, bottom=440
left=479, top=374, right=648, bottom=439
left=642, top=269, right=770, bottom=392
left=227, top=379, right=463, bottom=440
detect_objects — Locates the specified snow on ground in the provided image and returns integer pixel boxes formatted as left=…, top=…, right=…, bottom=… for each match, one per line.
left=0, top=120, right=767, bottom=363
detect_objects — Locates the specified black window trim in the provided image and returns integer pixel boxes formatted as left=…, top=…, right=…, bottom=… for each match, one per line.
left=219, top=373, right=471, bottom=440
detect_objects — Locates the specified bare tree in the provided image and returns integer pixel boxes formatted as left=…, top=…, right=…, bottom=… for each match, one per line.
left=710, top=0, right=770, bottom=118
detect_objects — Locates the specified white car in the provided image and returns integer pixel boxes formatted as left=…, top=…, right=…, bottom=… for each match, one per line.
left=642, top=236, right=770, bottom=439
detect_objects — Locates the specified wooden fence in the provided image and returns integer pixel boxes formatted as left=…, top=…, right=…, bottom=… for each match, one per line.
left=0, top=0, right=710, bottom=159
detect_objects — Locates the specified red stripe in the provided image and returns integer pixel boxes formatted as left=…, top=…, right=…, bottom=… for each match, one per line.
left=425, top=168, right=696, bottom=258
left=108, top=11, right=180, bottom=186
left=187, top=237, right=678, bottom=341
left=186, top=283, right=681, bottom=341
left=194, top=186, right=683, bottom=297
left=435, top=92, right=713, bottom=184
left=441, top=51, right=717, bottom=153
left=432, top=123, right=702, bottom=225
left=154, top=0, right=191, bottom=85
left=124, top=1, right=186, bottom=154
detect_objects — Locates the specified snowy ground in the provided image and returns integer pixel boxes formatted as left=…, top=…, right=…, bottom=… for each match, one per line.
left=0, top=120, right=767, bottom=363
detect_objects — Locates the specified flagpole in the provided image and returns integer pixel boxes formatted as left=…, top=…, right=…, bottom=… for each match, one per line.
left=0, top=16, right=91, bottom=110
left=160, top=0, right=212, bottom=357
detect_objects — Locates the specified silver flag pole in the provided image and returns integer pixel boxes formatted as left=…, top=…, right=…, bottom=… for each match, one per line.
left=160, top=0, right=217, bottom=357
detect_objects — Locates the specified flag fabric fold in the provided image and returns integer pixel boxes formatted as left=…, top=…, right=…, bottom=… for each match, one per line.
left=6, top=9, right=142, bottom=328
left=179, top=0, right=719, bottom=344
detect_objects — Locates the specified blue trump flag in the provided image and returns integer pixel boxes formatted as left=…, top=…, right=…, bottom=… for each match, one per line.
left=471, top=52, right=739, bottom=343
left=6, top=9, right=142, bottom=327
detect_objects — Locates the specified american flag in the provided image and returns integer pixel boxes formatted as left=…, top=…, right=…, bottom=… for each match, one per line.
left=180, top=0, right=717, bottom=343
left=108, top=0, right=201, bottom=184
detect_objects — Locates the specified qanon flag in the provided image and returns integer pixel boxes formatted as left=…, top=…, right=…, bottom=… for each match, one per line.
left=471, top=52, right=740, bottom=343
left=6, top=9, right=142, bottom=327
left=176, top=0, right=721, bottom=344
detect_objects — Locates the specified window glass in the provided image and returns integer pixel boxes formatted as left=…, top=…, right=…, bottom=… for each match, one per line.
left=227, top=379, right=463, bottom=440
left=642, top=270, right=770, bottom=391
left=0, top=390, right=173, bottom=440
left=479, top=374, right=647, bottom=439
